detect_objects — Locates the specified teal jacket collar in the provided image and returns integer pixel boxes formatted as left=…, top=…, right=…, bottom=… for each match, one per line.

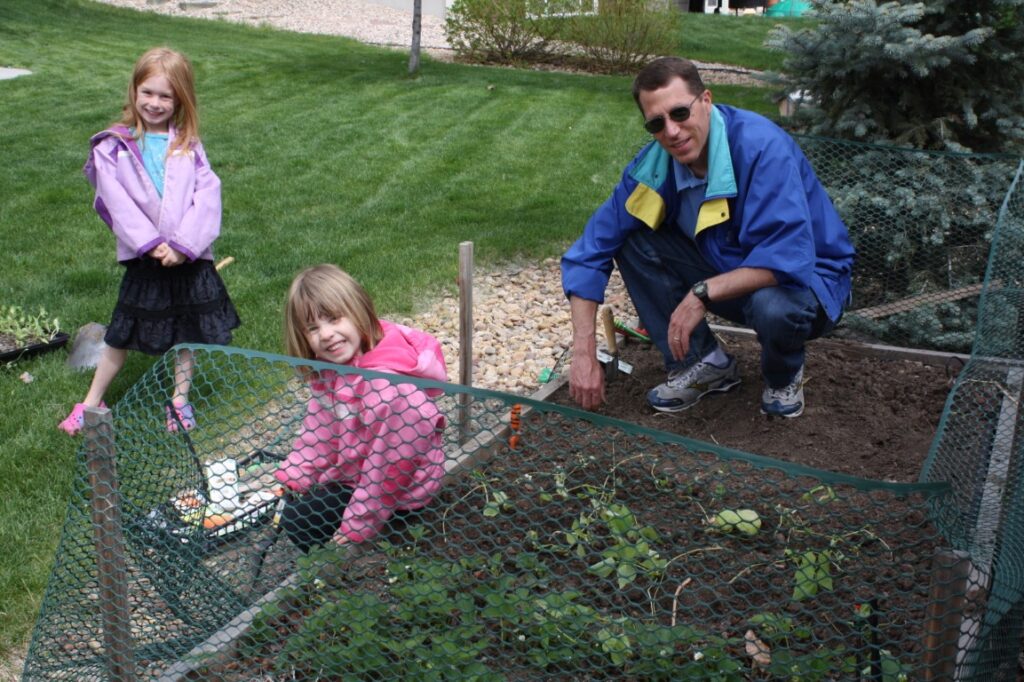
left=625, top=105, right=737, bottom=234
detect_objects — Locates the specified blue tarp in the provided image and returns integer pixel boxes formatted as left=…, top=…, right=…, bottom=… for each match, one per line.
left=765, top=0, right=809, bottom=17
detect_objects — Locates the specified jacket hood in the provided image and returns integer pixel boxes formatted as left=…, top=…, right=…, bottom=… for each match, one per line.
left=355, top=320, right=448, bottom=382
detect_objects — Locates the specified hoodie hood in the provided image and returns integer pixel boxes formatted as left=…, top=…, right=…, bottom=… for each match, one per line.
left=355, top=320, right=448, bottom=382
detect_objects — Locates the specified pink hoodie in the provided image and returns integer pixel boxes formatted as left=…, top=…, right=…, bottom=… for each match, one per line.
left=275, top=321, right=448, bottom=543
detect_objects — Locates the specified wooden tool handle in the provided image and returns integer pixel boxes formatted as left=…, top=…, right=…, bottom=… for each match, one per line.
left=601, top=306, right=618, bottom=355
left=215, top=256, right=235, bottom=271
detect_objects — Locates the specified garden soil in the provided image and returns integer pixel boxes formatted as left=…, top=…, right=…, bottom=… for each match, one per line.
left=547, top=332, right=962, bottom=484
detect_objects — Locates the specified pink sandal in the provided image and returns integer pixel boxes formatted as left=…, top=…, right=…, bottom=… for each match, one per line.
left=166, top=403, right=197, bottom=433
left=58, top=402, right=108, bottom=436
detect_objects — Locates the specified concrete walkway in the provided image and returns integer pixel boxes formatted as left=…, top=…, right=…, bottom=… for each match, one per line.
left=0, top=67, right=31, bottom=80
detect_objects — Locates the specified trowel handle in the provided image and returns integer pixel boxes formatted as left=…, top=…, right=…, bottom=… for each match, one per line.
left=601, top=306, right=618, bottom=355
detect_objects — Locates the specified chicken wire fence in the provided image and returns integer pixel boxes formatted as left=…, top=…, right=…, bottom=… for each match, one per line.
left=773, top=136, right=1018, bottom=355
left=918, top=159, right=1024, bottom=678
left=21, top=158, right=1024, bottom=680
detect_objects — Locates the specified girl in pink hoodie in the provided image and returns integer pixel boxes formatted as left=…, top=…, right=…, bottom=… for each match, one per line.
left=274, top=264, right=448, bottom=551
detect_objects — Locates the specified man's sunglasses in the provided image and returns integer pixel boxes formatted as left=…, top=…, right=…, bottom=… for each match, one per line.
left=643, top=92, right=702, bottom=134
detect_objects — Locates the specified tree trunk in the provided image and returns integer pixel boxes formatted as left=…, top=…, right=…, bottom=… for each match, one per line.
left=409, top=0, right=422, bottom=74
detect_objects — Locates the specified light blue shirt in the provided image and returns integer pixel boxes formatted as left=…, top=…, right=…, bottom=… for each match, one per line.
left=673, top=166, right=708, bottom=240
left=140, top=131, right=169, bottom=196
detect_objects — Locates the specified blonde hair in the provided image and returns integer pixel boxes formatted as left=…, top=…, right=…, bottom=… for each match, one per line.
left=118, top=46, right=200, bottom=155
left=284, top=264, right=385, bottom=361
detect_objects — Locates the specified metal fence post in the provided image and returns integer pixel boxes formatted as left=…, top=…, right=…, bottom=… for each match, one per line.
left=84, top=406, right=137, bottom=681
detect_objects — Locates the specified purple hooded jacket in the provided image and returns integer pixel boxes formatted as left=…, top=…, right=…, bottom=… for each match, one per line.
left=83, top=125, right=222, bottom=262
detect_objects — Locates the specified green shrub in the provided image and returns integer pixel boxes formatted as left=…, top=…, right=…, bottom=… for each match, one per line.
left=446, top=0, right=677, bottom=74
left=766, top=0, right=1024, bottom=153
left=444, top=0, right=564, bottom=63
left=564, top=0, right=678, bottom=73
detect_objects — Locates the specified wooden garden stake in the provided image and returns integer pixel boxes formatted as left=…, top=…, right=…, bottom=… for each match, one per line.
left=922, top=548, right=971, bottom=680
left=84, top=406, right=136, bottom=681
left=458, top=241, right=473, bottom=444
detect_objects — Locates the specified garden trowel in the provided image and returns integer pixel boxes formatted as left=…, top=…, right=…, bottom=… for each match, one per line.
left=598, top=305, right=633, bottom=380
left=66, top=256, right=235, bottom=370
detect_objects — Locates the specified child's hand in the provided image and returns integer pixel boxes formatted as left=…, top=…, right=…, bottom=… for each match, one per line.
left=159, top=246, right=187, bottom=267
left=331, top=530, right=350, bottom=546
left=148, top=242, right=170, bottom=261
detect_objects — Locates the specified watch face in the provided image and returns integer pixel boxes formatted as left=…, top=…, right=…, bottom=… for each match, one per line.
left=693, top=281, right=709, bottom=302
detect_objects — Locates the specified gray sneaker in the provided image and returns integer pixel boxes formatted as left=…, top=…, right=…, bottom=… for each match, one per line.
left=761, top=366, right=805, bottom=418
left=646, top=355, right=741, bottom=412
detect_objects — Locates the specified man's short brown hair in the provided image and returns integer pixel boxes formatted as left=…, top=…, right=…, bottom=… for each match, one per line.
left=632, top=57, right=706, bottom=111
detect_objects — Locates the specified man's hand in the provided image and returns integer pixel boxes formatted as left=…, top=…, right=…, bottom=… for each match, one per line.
left=568, top=295, right=605, bottom=410
left=668, top=270, right=779, bottom=360
left=668, top=293, right=706, bottom=361
left=569, top=352, right=605, bottom=410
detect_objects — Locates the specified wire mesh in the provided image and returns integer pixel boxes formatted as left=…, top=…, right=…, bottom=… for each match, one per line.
left=918, top=160, right=1024, bottom=679
left=793, top=137, right=1018, bottom=354
left=16, top=345, right=1017, bottom=679
left=21, top=155, right=1024, bottom=680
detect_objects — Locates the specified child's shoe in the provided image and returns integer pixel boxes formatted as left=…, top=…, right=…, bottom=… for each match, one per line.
left=58, top=402, right=108, bottom=436
left=166, top=403, right=197, bottom=433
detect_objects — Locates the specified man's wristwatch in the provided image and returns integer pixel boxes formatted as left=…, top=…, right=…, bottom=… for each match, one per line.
left=691, top=280, right=712, bottom=307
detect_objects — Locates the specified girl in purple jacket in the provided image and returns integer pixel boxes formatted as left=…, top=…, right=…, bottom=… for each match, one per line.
left=275, top=264, right=448, bottom=551
left=59, top=47, right=240, bottom=436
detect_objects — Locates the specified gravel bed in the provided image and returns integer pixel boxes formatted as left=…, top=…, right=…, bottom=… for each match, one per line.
left=97, top=0, right=452, bottom=49
left=394, top=258, right=635, bottom=396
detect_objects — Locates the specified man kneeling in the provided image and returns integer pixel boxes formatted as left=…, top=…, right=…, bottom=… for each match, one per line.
left=561, top=57, right=855, bottom=418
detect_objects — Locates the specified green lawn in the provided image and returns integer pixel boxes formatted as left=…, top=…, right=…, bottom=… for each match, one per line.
left=0, top=0, right=783, bottom=659
left=677, top=10, right=816, bottom=72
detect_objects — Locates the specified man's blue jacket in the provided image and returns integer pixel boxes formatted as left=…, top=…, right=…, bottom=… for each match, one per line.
left=561, top=104, right=855, bottom=322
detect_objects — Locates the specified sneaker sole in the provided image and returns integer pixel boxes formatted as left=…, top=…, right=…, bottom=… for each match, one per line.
left=761, top=404, right=804, bottom=419
left=649, top=378, right=742, bottom=413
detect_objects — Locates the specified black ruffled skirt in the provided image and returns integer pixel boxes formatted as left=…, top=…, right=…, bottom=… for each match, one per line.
left=105, top=257, right=241, bottom=355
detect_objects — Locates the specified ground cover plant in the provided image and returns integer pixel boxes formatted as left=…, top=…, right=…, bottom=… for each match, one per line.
left=0, top=0, right=781, bottom=663
left=163, top=381, right=943, bottom=680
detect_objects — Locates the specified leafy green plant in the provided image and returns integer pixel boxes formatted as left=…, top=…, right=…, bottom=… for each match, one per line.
left=786, top=548, right=835, bottom=601
left=852, top=602, right=912, bottom=682
left=749, top=612, right=855, bottom=680
left=235, top=459, right=924, bottom=681
left=773, top=489, right=894, bottom=604
left=585, top=502, right=668, bottom=589
left=252, top=535, right=742, bottom=678
left=0, top=305, right=60, bottom=350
